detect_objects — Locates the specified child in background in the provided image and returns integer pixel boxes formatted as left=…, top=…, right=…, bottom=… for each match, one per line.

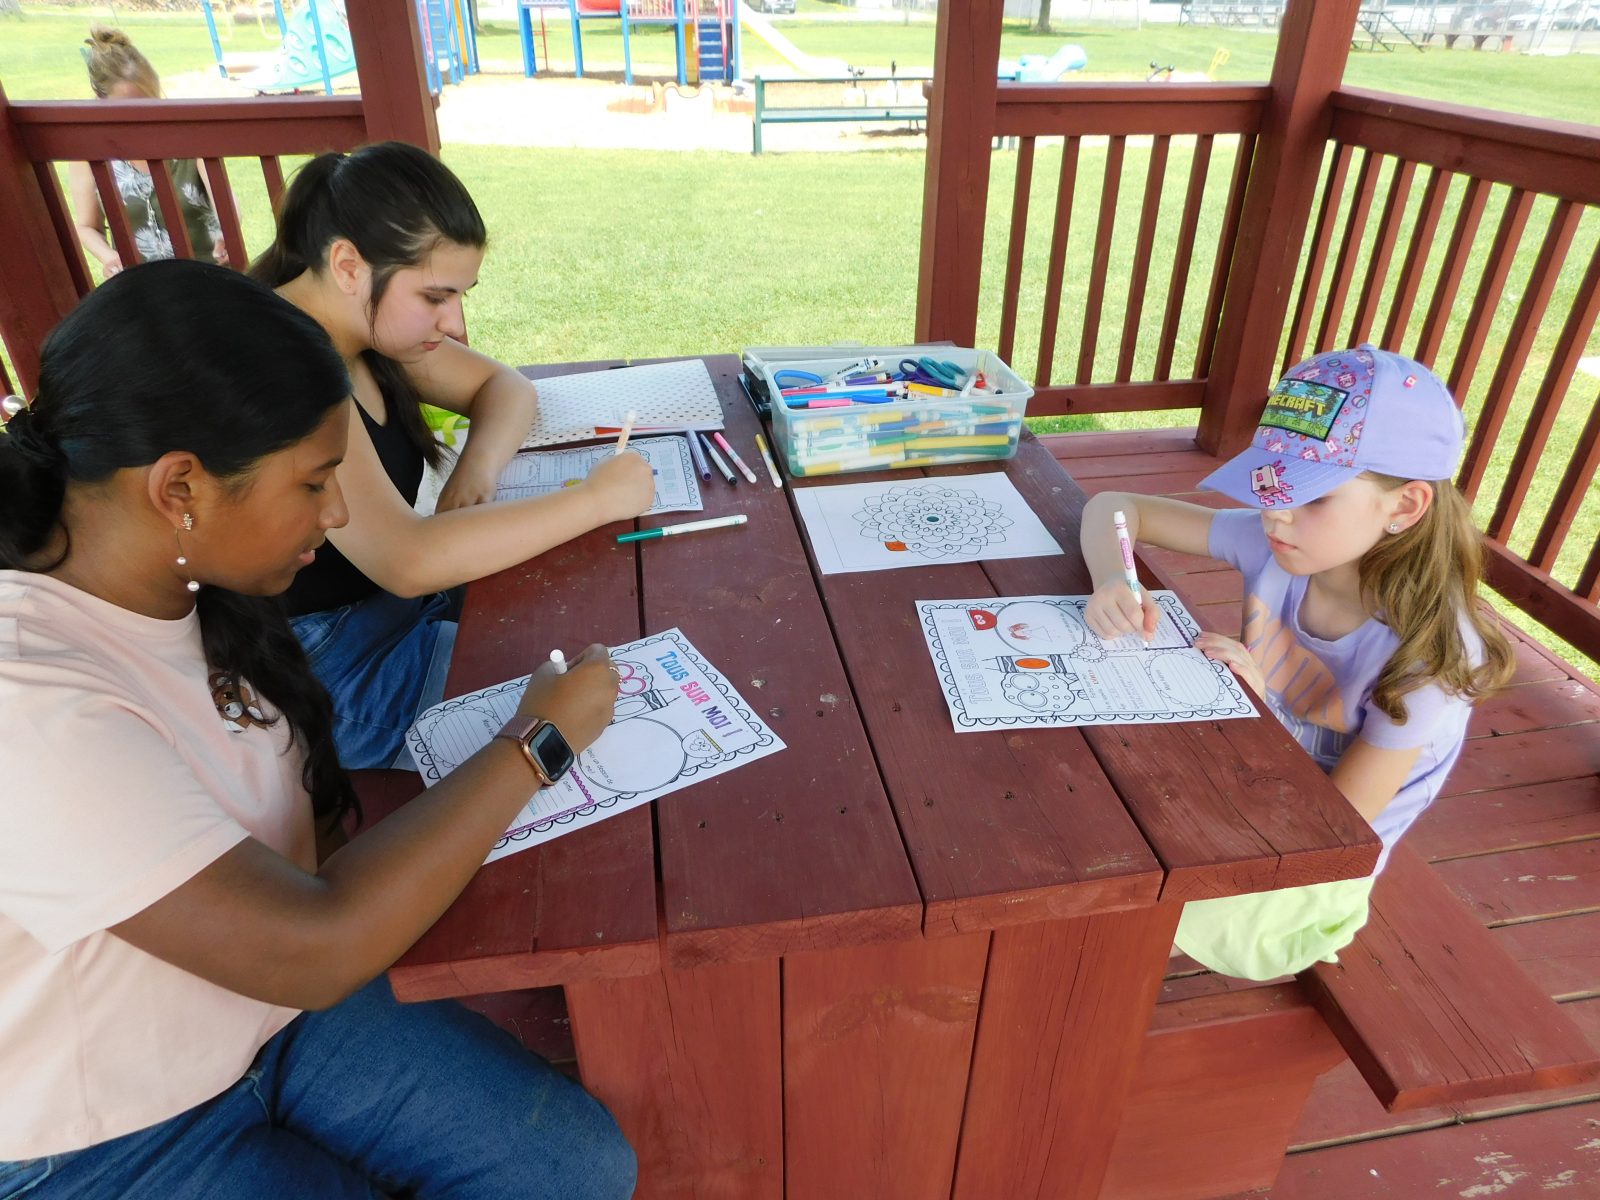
left=69, top=26, right=228, bottom=275
left=1082, top=345, right=1514, bottom=980
left=249, top=141, right=654, bottom=770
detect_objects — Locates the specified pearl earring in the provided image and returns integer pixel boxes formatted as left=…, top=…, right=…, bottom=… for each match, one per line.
left=176, top=514, right=200, bottom=594
left=1387, top=522, right=1401, bottom=534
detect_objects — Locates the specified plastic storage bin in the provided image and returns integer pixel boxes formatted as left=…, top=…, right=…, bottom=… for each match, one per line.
left=755, top=347, right=1033, bottom=478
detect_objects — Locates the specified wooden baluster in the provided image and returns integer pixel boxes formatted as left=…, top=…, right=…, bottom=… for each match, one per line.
left=1281, top=141, right=1354, bottom=375
left=261, top=155, right=286, bottom=214
left=147, top=158, right=195, bottom=261
left=1414, top=175, right=1489, bottom=367
left=1348, top=156, right=1416, bottom=347
left=1035, top=136, right=1081, bottom=390
left=1117, top=134, right=1170, bottom=384
left=32, top=161, right=92, bottom=298
left=1484, top=231, right=1599, bottom=545
left=1457, top=196, right=1577, bottom=500
left=1447, top=186, right=1534, bottom=407
left=1382, top=165, right=1452, bottom=351
left=1314, top=146, right=1379, bottom=354
left=203, top=157, right=248, bottom=269
left=1155, top=133, right=1212, bottom=383
left=1193, top=130, right=1255, bottom=379
left=1077, top=135, right=1126, bottom=386
left=997, top=136, right=1036, bottom=367
left=1532, top=383, right=1600, bottom=577
left=89, top=160, right=141, bottom=269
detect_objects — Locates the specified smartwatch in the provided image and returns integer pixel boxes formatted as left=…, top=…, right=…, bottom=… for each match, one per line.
left=494, top=715, right=576, bottom=787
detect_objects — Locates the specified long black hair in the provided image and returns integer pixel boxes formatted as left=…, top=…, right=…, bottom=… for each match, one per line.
left=249, top=141, right=488, bottom=469
left=0, top=259, right=357, bottom=828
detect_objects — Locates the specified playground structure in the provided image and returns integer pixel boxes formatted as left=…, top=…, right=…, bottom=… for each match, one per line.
left=996, top=42, right=1088, bottom=81
left=519, top=0, right=740, bottom=86
left=202, top=0, right=476, bottom=95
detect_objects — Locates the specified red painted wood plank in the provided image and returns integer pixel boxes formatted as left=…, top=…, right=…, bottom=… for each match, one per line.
left=1270, top=1094, right=1600, bottom=1197
left=385, top=361, right=658, bottom=999
left=1077, top=134, right=1127, bottom=385
left=1498, top=914, right=1600, bottom=1001
left=1117, top=133, right=1170, bottom=383
left=146, top=158, right=195, bottom=260
left=1155, top=134, right=1212, bottom=383
left=1414, top=173, right=1490, bottom=366
left=567, top=959, right=783, bottom=1200
left=1447, top=186, right=1534, bottom=417
left=10, top=96, right=367, bottom=160
left=89, top=159, right=139, bottom=267
left=1381, top=164, right=1451, bottom=350
left=1469, top=678, right=1600, bottom=739
left=1193, top=129, right=1255, bottom=380
left=1433, top=840, right=1600, bottom=926
left=783, top=934, right=988, bottom=1200
left=1038, top=427, right=1201, bottom=460
left=1057, top=448, right=1223, bottom=482
left=641, top=358, right=923, bottom=968
left=1282, top=140, right=1355, bottom=374
left=992, top=83, right=1269, bottom=139
left=1445, top=725, right=1600, bottom=796
left=1303, top=844, right=1600, bottom=1111
left=1035, top=136, right=1082, bottom=388
left=953, top=904, right=1183, bottom=1200
left=201, top=157, right=247, bottom=268
left=1029, top=379, right=1206, bottom=419
left=1408, top=777, right=1600, bottom=863
left=997, top=135, right=1035, bottom=366
left=1347, top=157, right=1416, bottom=347
left=455, top=986, right=574, bottom=1062
left=30, top=160, right=91, bottom=298
left=1538, top=384, right=1600, bottom=582
left=1314, top=145, right=1380, bottom=355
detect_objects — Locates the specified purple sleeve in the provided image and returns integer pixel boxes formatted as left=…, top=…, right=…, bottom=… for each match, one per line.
left=1207, top=508, right=1272, bottom=579
left=1359, top=679, right=1470, bottom=750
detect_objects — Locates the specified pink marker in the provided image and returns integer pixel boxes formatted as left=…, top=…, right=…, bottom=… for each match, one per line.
left=713, top=431, right=759, bottom=484
left=1113, top=510, right=1140, bottom=597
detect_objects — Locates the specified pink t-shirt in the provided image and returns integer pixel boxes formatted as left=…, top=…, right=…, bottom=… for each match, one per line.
left=0, top=571, right=315, bottom=1159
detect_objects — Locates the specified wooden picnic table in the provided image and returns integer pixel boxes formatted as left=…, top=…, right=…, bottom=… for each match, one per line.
left=356, top=353, right=1381, bottom=1200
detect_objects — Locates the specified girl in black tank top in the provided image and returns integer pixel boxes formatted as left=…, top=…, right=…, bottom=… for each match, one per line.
left=250, top=142, right=654, bottom=768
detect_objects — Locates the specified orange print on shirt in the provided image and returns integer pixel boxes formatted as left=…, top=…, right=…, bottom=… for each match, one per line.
left=1241, top=595, right=1349, bottom=733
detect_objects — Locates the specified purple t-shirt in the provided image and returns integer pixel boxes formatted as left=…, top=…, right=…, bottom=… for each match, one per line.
left=1210, top=509, right=1473, bottom=872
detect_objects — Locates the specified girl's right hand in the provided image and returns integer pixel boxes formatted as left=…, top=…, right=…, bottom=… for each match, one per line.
left=515, top=643, right=619, bottom=755
left=582, top=450, right=656, bottom=523
left=1084, top=580, right=1160, bottom=642
left=99, top=252, right=124, bottom=278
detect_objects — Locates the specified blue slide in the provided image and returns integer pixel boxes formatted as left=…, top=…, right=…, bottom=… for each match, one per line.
left=240, top=0, right=356, bottom=93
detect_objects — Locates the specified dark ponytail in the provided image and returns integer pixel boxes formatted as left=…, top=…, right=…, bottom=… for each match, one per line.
left=249, top=141, right=488, bottom=470
left=1, top=259, right=358, bottom=829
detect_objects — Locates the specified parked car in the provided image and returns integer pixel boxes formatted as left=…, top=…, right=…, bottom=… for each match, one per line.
left=1553, top=1, right=1600, bottom=28
left=748, top=0, right=797, bottom=12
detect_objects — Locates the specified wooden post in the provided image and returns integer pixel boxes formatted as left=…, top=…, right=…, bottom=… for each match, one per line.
left=0, top=82, right=80, bottom=397
left=1197, top=0, right=1362, bottom=456
left=914, top=0, right=1005, bottom=345
left=345, top=0, right=440, bottom=153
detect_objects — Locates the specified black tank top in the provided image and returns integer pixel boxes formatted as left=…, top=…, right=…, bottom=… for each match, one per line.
left=283, top=393, right=424, bottom=617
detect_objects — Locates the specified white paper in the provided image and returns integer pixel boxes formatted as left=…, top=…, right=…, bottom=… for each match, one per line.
left=917, top=592, right=1259, bottom=730
left=495, top=436, right=702, bottom=515
left=520, top=360, right=725, bottom=449
left=406, top=629, right=786, bottom=861
left=793, top=474, right=1063, bottom=574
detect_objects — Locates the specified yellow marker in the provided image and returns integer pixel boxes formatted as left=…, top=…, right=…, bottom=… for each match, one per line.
left=905, top=383, right=960, bottom=398
left=796, top=449, right=907, bottom=475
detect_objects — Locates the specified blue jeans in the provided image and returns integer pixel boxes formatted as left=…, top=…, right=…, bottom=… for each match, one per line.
left=0, top=977, right=635, bottom=1200
left=292, top=590, right=463, bottom=770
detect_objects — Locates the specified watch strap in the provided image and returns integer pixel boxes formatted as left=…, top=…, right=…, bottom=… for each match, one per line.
left=495, top=715, right=556, bottom=786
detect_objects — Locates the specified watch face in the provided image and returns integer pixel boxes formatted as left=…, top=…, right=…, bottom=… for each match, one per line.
left=528, top=721, right=575, bottom=782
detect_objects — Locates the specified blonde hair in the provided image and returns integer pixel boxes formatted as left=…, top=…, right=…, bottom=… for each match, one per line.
left=1360, top=472, right=1515, bottom=722
left=82, top=25, right=161, bottom=99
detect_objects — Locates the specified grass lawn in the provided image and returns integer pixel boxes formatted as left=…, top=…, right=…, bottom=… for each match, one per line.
left=3, top=5, right=1598, bottom=666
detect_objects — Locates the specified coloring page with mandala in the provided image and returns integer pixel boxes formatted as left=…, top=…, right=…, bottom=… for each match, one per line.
left=916, top=593, right=1259, bottom=731
left=405, top=628, right=785, bottom=862
left=793, top=473, right=1063, bottom=574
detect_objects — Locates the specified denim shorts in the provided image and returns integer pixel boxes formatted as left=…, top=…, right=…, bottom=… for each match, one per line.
left=291, top=589, right=463, bottom=770
left=0, top=976, right=635, bottom=1200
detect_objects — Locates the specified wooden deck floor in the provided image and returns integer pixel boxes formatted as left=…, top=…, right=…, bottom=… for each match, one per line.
left=1046, top=428, right=1600, bottom=1197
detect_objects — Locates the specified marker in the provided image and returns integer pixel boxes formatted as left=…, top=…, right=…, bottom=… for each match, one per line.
left=1113, top=509, right=1141, bottom=597
left=617, top=513, right=748, bottom=543
left=754, top=432, right=783, bottom=488
left=684, top=427, right=711, bottom=480
left=713, top=431, right=759, bottom=484
left=549, top=648, right=567, bottom=675
left=699, top=430, right=736, bottom=485
left=615, top=410, right=637, bottom=453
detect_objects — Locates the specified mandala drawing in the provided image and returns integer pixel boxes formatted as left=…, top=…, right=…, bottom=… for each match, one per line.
left=854, top=483, right=1013, bottom=559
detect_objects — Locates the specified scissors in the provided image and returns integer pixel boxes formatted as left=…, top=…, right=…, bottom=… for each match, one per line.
left=896, top=357, right=967, bottom=389
left=774, top=369, right=825, bottom=390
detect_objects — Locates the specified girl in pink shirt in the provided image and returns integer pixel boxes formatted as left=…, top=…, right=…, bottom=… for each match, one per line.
left=0, top=259, right=635, bottom=1199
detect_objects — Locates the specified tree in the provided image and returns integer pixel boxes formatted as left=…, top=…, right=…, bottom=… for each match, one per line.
left=1035, top=0, right=1053, bottom=32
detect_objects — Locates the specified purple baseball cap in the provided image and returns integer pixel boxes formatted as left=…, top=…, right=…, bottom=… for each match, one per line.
left=1199, top=344, right=1465, bottom=509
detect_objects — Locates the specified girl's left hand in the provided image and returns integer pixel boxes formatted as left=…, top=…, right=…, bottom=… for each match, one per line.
left=1194, top=632, right=1266, bottom=698
left=435, top=461, right=500, bottom=512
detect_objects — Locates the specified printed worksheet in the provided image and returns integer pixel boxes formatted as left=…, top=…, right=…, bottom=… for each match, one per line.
left=794, top=473, right=1063, bottom=574
left=917, top=592, right=1259, bottom=731
left=406, top=629, right=786, bottom=861
left=520, top=359, right=726, bottom=449
left=495, top=436, right=702, bottom=514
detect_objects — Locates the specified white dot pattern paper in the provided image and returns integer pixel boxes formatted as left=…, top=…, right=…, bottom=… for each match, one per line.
left=519, top=359, right=726, bottom=450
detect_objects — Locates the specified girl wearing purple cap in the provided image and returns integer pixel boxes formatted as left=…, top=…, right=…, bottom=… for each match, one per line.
left=1080, top=345, right=1514, bottom=981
